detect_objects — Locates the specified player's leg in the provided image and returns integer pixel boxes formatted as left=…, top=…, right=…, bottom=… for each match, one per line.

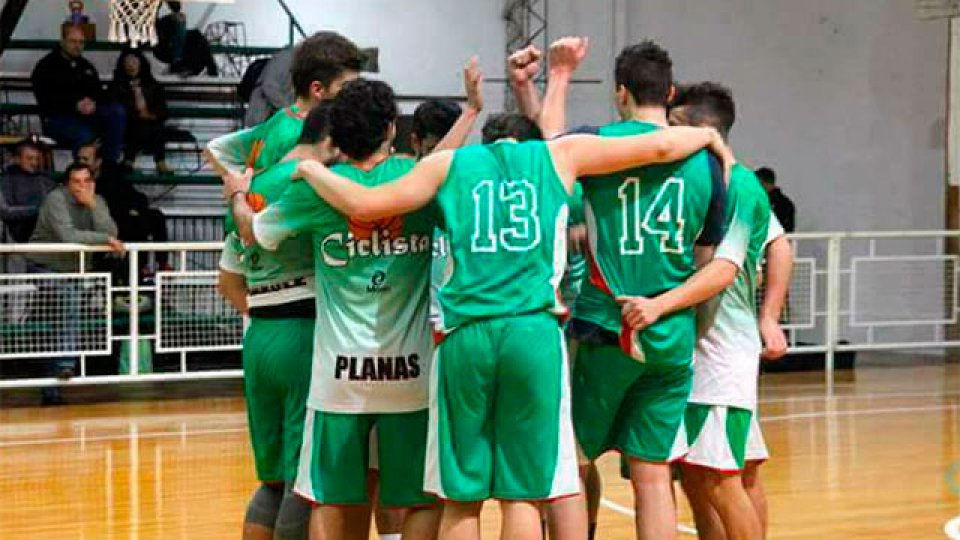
left=681, top=405, right=760, bottom=540
left=584, top=462, right=602, bottom=540
left=376, top=410, right=440, bottom=540
left=294, top=410, right=374, bottom=540
left=369, top=428, right=407, bottom=540
left=678, top=467, right=726, bottom=540
left=743, top=415, right=770, bottom=538
left=273, top=317, right=316, bottom=540
left=425, top=325, right=497, bottom=540
left=618, top=361, right=694, bottom=540
left=242, top=318, right=288, bottom=539
left=494, top=313, right=583, bottom=540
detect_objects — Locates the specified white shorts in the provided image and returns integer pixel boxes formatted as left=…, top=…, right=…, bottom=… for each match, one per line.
left=745, top=414, right=769, bottom=463
left=683, top=404, right=750, bottom=473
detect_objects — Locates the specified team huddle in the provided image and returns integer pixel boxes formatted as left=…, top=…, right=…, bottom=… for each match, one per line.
left=212, top=30, right=793, bottom=540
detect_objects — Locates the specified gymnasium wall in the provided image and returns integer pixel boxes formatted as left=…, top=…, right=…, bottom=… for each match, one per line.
left=2, top=0, right=949, bottom=233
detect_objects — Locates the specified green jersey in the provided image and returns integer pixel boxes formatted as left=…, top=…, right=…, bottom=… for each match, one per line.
left=219, top=160, right=314, bottom=312
left=574, top=120, right=725, bottom=365
left=252, top=156, right=437, bottom=414
left=434, top=140, right=570, bottom=332
left=207, top=106, right=305, bottom=174
left=562, top=182, right=587, bottom=310
left=691, top=165, right=773, bottom=410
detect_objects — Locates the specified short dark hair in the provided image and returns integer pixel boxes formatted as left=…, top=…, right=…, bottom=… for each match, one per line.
left=166, top=1, right=182, bottom=13
left=61, top=23, right=85, bottom=39
left=481, top=113, right=543, bottom=144
left=755, top=167, right=776, bottom=184
left=298, top=101, right=334, bottom=145
left=64, top=161, right=94, bottom=181
left=14, top=137, right=44, bottom=157
left=671, top=82, right=736, bottom=138
left=615, top=40, right=673, bottom=108
left=329, top=78, right=397, bottom=161
left=412, top=100, right=460, bottom=141
left=291, top=32, right=364, bottom=98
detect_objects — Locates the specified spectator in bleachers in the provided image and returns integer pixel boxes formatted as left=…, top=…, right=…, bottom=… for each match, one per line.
left=0, top=138, right=56, bottom=242
left=30, top=24, right=127, bottom=162
left=109, top=49, right=171, bottom=174
left=75, top=141, right=170, bottom=272
left=757, top=166, right=796, bottom=232
left=243, top=48, right=295, bottom=126
left=154, top=1, right=218, bottom=77
left=28, top=162, right=123, bottom=271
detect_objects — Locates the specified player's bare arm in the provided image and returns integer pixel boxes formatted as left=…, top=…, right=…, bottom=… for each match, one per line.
left=539, top=36, right=589, bottom=139
left=297, top=151, right=452, bottom=221
left=222, top=168, right=257, bottom=245
left=431, top=56, right=484, bottom=153
left=508, top=45, right=544, bottom=120
left=760, top=235, right=793, bottom=359
left=217, top=269, right=248, bottom=314
left=618, top=258, right=739, bottom=330
left=548, top=127, right=734, bottom=193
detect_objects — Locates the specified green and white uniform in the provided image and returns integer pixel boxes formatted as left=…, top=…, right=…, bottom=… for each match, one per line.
left=425, top=140, right=579, bottom=502
left=745, top=213, right=786, bottom=464
left=570, top=120, right=726, bottom=463
left=561, top=182, right=587, bottom=311
left=686, top=167, right=782, bottom=471
left=207, top=106, right=306, bottom=174
left=219, top=159, right=314, bottom=483
left=253, top=156, right=437, bottom=508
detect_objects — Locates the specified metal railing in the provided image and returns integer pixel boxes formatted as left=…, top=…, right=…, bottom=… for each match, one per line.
left=0, top=231, right=958, bottom=392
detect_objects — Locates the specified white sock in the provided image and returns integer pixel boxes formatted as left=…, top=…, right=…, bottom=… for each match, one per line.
left=380, top=535, right=402, bottom=540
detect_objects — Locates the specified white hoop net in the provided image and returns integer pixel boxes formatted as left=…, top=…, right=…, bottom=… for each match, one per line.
left=108, top=0, right=163, bottom=47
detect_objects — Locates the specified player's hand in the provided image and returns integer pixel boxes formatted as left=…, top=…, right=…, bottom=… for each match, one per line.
left=464, top=56, right=484, bottom=112
left=106, top=237, right=126, bottom=253
left=294, top=159, right=328, bottom=182
left=222, top=167, right=253, bottom=202
left=507, top=45, right=542, bottom=86
left=548, top=36, right=589, bottom=76
left=617, top=295, right=664, bottom=330
left=568, top=223, right=587, bottom=255
left=705, top=128, right=736, bottom=185
left=759, top=316, right=788, bottom=361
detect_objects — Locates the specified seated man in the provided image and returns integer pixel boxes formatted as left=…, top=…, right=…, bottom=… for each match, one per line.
left=0, top=138, right=56, bottom=242
left=75, top=141, right=169, bottom=272
left=31, top=24, right=126, bottom=162
left=28, top=162, right=124, bottom=404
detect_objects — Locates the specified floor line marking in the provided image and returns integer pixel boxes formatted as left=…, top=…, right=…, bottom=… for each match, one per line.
left=600, top=499, right=697, bottom=536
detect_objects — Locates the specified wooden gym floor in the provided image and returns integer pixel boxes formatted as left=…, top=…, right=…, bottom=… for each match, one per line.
left=0, top=361, right=958, bottom=539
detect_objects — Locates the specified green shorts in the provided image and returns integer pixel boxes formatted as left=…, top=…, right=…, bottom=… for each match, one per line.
left=243, top=316, right=314, bottom=483
left=294, top=408, right=434, bottom=508
left=572, top=341, right=692, bottom=463
left=682, top=404, right=752, bottom=472
left=425, top=312, right=580, bottom=502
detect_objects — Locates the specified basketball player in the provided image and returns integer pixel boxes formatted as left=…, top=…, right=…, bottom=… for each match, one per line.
left=226, top=79, right=441, bottom=540
left=410, top=57, right=484, bottom=159
left=533, top=38, right=746, bottom=540
left=668, top=82, right=793, bottom=540
left=277, top=50, right=733, bottom=540
left=205, top=31, right=363, bottom=175
left=218, top=104, right=337, bottom=540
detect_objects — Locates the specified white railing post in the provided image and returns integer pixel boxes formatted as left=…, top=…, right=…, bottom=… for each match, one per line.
left=824, top=235, right=843, bottom=395
left=128, top=248, right=139, bottom=375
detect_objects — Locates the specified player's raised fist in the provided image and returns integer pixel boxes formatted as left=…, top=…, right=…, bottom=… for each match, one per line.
left=549, top=36, right=589, bottom=75
left=507, top=45, right=542, bottom=86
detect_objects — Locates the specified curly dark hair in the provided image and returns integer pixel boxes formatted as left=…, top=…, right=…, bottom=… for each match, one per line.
left=298, top=101, right=334, bottom=145
left=329, top=78, right=397, bottom=161
left=671, top=82, right=736, bottom=137
left=481, top=113, right=542, bottom=144
left=113, top=47, right=156, bottom=84
left=615, top=40, right=673, bottom=108
left=291, top=31, right=364, bottom=98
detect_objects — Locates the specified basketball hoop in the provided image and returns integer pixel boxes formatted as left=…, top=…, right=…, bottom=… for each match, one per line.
left=107, top=0, right=163, bottom=47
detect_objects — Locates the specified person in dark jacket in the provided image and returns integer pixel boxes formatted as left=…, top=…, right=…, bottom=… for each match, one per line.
left=30, top=24, right=126, bottom=162
left=0, top=139, right=56, bottom=242
left=109, top=48, right=170, bottom=173
left=756, top=166, right=796, bottom=233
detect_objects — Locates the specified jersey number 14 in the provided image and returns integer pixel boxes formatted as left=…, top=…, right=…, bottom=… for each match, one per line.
left=618, top=177, right=685, bottom=255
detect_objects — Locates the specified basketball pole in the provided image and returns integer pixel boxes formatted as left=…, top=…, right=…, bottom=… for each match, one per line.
left=0, top=0, right=30, bottom=58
